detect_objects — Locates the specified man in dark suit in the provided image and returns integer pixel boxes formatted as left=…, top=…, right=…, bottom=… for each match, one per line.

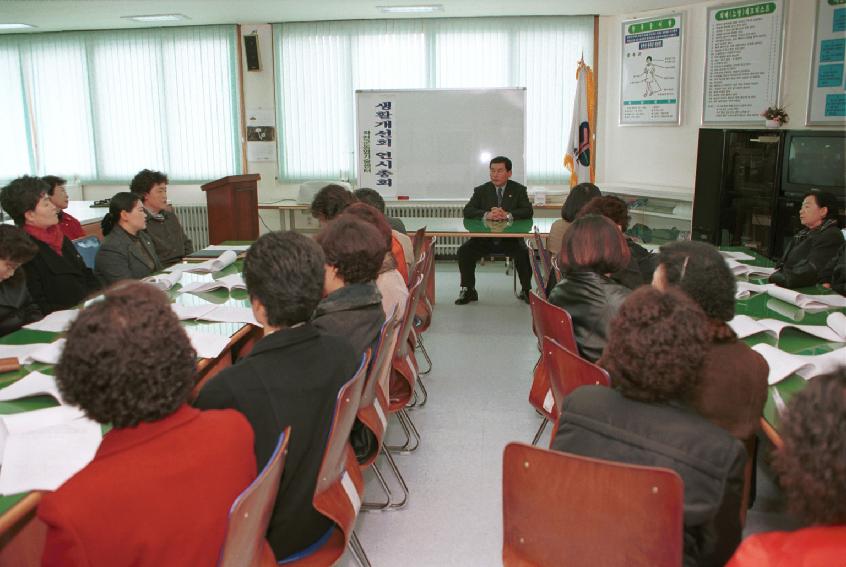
left=456, top=156, right=533, bottom=304
left=194, top=231, right=360, bottom=561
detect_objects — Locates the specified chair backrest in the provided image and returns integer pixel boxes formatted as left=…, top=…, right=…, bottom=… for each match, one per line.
left=311, top=352, right=370, bottom=550
left=395, top=273, right=425, bottom=360
left=542, top=335, right=610, bottom=440
left=217, top=427, right=291, bottom=567
left=528, top=290, right=577, bottom=354
left=533, top=227, right=552, bottom=283
left=502, top=442, right=684, bottom=567
left=411, top=226, right=427, bottom=261
left=526, top=237, right=548, bottom=300
left=72, top=235, right=100, bottom=269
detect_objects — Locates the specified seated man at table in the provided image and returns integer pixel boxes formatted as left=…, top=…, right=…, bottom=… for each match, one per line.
left=456, top=156, right=533, bottom=305
left=129, top=168, right=193, bottom=266
left=42, top=175, right=85, bottom=240
left=194, top=231, right=360, bottom=562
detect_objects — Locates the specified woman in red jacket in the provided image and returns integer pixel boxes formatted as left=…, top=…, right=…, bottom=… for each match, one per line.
left=38, top=281, right=256, bottom=567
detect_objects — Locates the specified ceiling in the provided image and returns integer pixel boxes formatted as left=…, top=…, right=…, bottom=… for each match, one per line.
left=0, top=0, right=697, bottom=33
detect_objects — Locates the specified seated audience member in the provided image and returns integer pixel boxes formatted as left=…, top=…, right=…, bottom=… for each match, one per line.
left=95, top=192, right=162, bottom=285
left=547, top=182, right=601, bottom=256
left=0, top=226, right=42, bottom=336
left=310, top=183, right=356, bottom=227
left=39, top=282, right=256, bottom=567
left=129, top=169, right=193, bottom=265
left=552, top=287, right=746, bottom=567
left=769, top=190, right=843, bottom=289
left=653, top=241, right=767, bottom=440
left=727, top=367, right=846, bottom=566
left=578, top=195, right=657, bottom=289
left=341, top=203, right=409, bottom=319
left=194, top=231, right=359, bottom=561
left=355, top=187, right=414, bottom=277
left=548, top=214, right=631, bottom=362
left=313, top=216, right=387, bottom=358
left=821, top=241, right=846, bottom=296
left=42, top=175, right=84, bottom=240
left=0, top=176, right=99, bottom=314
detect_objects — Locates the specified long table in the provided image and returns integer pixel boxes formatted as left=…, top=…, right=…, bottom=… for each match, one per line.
left=0, top=260, right=262, bottom=565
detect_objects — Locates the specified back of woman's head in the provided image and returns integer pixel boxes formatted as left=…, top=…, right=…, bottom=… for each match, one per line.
left=56, top=281, right=196, bottom=428
left=559, top=214, right=630, bottom=275
left=315, top=216, right=387, bottom=284
left=656, top=241, right=736, bottom=325
left=101, top=192, right=140, bottom=236
left=775, top=367, right=846, bottom=525
left=599, top=286, right=709, bottom=403
left=578, top=195, right=630, bottom=231
left=0, top=225, right=38, bottom=264
left=341, top=202, right=393, bottom=249
left=561, top=182, right=601, bottom=221
left=310, top=184, right=356, bottom=222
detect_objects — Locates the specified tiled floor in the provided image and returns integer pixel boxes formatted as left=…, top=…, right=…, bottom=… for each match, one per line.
left=341, top=261, right=801, bottom=566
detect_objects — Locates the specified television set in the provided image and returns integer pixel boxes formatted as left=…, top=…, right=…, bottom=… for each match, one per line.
left=781, top=130, right=846, bottom=199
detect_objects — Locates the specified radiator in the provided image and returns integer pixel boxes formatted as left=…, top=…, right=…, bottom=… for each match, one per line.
left=386, top=203, right=464, bottom=258
left=172, top=205, right=210, bottom=250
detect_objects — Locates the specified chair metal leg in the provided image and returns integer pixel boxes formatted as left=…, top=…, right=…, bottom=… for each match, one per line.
left=531, top=417, right=549, bottom=446
left=382, top=447, right=409, bottom=510
left=361, top=461, right=393, bottom=511
left=386, top=409, right=420, bottom=453
left=416, top=334, right=433, bottom=376
left=385, top=411, right=414, bottom=452
left=415, top=377, right=428, bottom=408
left=349, top=531, right=372, bottom=567
left=399, top=409, right=421, bottom=450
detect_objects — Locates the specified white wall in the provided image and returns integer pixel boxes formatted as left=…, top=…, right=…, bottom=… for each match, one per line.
left=596, top=0, right=836, bottom=199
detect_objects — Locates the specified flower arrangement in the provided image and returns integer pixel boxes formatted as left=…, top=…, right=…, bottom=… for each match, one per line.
left=761, top=105, right=789, bottom=126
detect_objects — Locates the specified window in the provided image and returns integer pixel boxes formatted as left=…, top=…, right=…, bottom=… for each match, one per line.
left=274, top=17, right=594, bottom=184
left=0, top=25, right=240, bottom=184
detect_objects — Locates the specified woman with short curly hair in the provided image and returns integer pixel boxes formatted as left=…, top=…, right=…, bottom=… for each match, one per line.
left=38, top=281, right=256, bottom=566
left=0, top=225, right=42, bottom=336
left=727, top=367, right=846, bottom=565
left=653, top=240, right=768, bottom=441
left=552, top=286, right=747, bottom=566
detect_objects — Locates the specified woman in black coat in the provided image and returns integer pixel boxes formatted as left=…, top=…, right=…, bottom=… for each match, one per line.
left=95, top=192, right=162, bottom=285
left=770, top=190, right=843, bottom=289
left=0, top=225, right=42, bottom=336
left=0, top=176, right=100, bottom=314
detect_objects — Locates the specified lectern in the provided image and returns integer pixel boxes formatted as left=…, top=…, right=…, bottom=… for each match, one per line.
left=201, top=174, right=260, bottom=244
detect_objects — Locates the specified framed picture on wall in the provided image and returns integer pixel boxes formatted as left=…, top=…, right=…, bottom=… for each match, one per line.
left=620, top=13, right=684, bottom=126
left=806, top=0, right=846, bottom=125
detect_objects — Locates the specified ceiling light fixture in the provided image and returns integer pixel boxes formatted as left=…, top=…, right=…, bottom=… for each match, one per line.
left=122, top=14, right=189, bottom=23
left=0, top=23, right=35, bottom=30
left=377, top=5, right=444, bottom=14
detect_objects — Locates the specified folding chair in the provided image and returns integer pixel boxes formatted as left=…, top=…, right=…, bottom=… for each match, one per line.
left=411, top=226, right=427, bottom=262
left=542, top=336, right=610, bottom=443
left=502, top=443, right=684, bottom=567
left=412, top=237, right=437, bottom=378
left=281, top=353, right=371, bottom=567
left=217, top=427, right=291, bottom=567
left=526, top=290, right=578, bottom=445
left=526, top=238, right=548, bottom=300
left=72, top=235, right=101, bottom=269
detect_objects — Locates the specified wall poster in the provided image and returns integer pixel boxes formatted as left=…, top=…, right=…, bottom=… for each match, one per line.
left=703, top=0, right=785, bottom=124
left=807, top=0, right=846, bottom=125
left=620, top=13, right=684, bottom=125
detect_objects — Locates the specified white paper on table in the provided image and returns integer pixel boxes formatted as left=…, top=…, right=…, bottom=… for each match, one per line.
left=729, top=314, right=846, bottom=342
left=765, top=285, right=846, bottom=312
left=735, top=281, right=769, bottom=300
left=23, top=309, right=78, bottom=333
left=206, top=244, right=250, bottom=252
left=0, top=344, right=41, bottom=364
left=0, top=371, right=64, bottom=404
left=167, top=250, right=238, bottom=275
left=170, top=303, right=218, bottom=321
left=199, top=306, right=261, bottom=327
left=752, top=343, right=846, bottom=385
left=184, top=328, right=231, bottom=359
left=29, top=339, right=66, bottom=365
left=719, top=250, right=756, bottom=261
left=180, top=273, right=246, bottom=294
left=0, top=417, right=102, bottom=494
left=142, top=271, right=182, bottom=291
left=724, top=259, right=776, bottom=278
left=0, top=405, right=86, bottom=462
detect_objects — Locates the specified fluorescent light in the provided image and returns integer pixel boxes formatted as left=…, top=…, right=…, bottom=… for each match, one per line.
left=122, top=14, right=189, bottom=22
left=0, top=23, right=35, bottom=30
left=377, top=5, right=444, bottom=14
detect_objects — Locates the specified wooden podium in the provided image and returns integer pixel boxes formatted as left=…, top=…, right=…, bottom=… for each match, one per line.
left=201, top=174, right=260, bottom=244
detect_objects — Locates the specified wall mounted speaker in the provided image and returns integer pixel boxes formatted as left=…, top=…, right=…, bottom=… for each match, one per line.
left=244, top=35, right=260, bottom=71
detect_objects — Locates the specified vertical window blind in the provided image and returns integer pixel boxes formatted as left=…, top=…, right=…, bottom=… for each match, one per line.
left=274, top=16, right=594, bottom=185
left=0, top=25, right=241, bottom=184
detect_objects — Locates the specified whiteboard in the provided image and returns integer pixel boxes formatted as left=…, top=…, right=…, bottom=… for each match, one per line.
left=356, top=88, right=526, bottom=200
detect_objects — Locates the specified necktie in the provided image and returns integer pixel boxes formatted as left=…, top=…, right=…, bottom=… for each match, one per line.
left=497, top=186, right=503, bottom=206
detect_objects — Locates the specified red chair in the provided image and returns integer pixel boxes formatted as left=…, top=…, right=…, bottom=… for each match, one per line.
left=526, top=237, right=548, bottom=300
left=411, top=226, right=427, bottom=261
left=281, top=353, right=370, bottom=567
left=542, top=335, right=610, bottom=443
left=527, top=290, right=577, bottom=445
left=217, top=427, right=291, bottom=567
left=412, top=237, right=437, bottom=381
left=502, top=442, right=684, bottom=567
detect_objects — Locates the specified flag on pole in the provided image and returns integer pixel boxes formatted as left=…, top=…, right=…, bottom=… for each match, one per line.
left=564, top=60, right=595, bottom=188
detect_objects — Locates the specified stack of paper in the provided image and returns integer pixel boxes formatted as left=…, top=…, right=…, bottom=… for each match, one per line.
left=171, top=304, right=261, bottom=327
left=0, top=371, right=65, bottom=404
left=0, top=405, right=102, bottom=494
left=729, top=312, right=846, bottom=342
left=206, top=244, right=250, bottom=252
left=184, top=328, right=232, bottom=359
left=166, top=250, right=237, bottom=274
left=23, top=309, right=78, bottom=333
left=735, top=281, right=769, bottom=300
left=725, top=259, right=777, bottom=279
left=180, top=273, right=246, bottom=294
left=751, top=343, right=846, bottom=385
left=0, top=339, right=66, bottom=366
left=765, top=285, right=846, bottom=312
left=719, top=250, right=756, bottom=261
left=142, top=271, right=182, bottom=291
